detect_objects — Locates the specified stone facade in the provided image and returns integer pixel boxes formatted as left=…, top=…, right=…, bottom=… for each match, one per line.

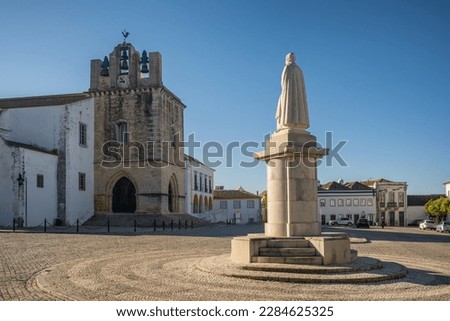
left=90, top=42, right=186, bottom=214
left=361, top=178, right=408, bottom=226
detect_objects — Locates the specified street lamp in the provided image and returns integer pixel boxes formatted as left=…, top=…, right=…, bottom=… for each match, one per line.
left=17, top=174, right=24, bottom=186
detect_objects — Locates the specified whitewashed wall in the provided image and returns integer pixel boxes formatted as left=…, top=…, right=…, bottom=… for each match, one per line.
left=23, top=148, right=58, bottom=226
left=0, top=139, right=14, bottom=226
left=64, top=100, right=94, bottom=225
left=212, top=198, right=260, bottom=224
left=318, top=191, right=377, bottom=223
left=0, top=98, right=94, bottom=226
left=405, top=206, right=428, bottom=225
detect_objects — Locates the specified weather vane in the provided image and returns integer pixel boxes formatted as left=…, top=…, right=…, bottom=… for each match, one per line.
left=122, top=29, right=130, bottom=43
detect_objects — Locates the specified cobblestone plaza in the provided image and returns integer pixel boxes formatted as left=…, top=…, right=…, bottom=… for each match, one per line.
left=1, top=225, right=449, bottom=301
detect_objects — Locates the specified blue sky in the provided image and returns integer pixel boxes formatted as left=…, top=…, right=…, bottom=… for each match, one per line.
left=1, top=0, right=449, bottom=195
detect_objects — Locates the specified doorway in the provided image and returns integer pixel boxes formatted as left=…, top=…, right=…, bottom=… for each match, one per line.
left=389, top=212, right=395, bottom=226
left=112, top=177, right=136, bottom=213
left=399, top=211, right=405, bottom=226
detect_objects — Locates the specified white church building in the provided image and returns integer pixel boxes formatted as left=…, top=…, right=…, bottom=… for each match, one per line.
left=0, top=94, right=94, bottom=227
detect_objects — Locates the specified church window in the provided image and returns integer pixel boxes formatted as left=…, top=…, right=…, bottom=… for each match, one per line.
left=36, top=174, right=44, bottom=188
left=78, top=173, right=86, bottom=191
left=117, top=122, right=129, bottom=143
left=194, top=172, right=198, bottom=190
left=79, top=122, right=87, bottom=147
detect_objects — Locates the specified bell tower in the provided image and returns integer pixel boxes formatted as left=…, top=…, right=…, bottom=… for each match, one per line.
left=89, top=42, right=162, bottom=91
left=90, top=34, right=186, bottom=215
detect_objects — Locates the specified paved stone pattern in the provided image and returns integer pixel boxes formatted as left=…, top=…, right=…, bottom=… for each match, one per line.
left=1, top=225, right=450, bottom=301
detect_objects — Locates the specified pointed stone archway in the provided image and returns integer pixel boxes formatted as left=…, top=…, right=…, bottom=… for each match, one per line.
left=168, top=174, right=179, bottom=213
left=112, top=177, right=136, bottom=213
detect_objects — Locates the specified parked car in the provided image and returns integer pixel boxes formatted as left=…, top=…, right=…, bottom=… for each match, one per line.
left=356, top=218, right=370, bottom=228
left=419, top=220, right=436, bottom=230
left=436, top=221, right=450, bottom=233
left=329, top=217, right=354, bottom=226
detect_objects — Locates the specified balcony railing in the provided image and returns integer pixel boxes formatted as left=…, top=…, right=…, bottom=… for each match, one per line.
left=387, top=202, right=397, bottom=208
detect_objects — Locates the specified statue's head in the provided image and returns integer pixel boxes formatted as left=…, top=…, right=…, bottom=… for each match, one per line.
left=285, top=52, right=296, bottom=65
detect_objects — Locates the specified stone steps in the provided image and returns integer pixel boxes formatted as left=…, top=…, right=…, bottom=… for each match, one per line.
left=259, top=247, right=317, bottom=257
left=265, top=239, right=310, bottom=248
left=197, top=255, right=408, bottom=284
left=252, top=237, right=323, bottom=265
left=254, top=256, right=323, bottom=265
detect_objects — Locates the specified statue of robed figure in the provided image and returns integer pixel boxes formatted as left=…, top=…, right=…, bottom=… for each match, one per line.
left=275, top=52, right=310, bottom=131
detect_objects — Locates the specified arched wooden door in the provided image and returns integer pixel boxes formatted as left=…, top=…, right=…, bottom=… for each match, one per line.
left=112, top=177, right=136, bottom=213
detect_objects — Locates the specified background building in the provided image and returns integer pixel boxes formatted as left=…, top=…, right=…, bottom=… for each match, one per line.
left=91, top=42, right=186, bottom=215
left=361, top=178, right=408, bottom=226
left=318, top=180, right=377, bottom=225
left=0, top=40, right=189, bottom=227
left=185, top=155, right=214, bottom=215
left=211, top=186, right=261, bottom=224
left=0, top=96, right=94, bottom=226
left=406, top=194, right=444, bottom=225
left=444, top=181, right=450, bottom=198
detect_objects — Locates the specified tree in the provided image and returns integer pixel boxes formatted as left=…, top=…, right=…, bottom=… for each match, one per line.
left=424, top=197, right=450, bottom=223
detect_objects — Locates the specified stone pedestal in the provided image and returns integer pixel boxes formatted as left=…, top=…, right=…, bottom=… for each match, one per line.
left=230, top=128, right=354, bottom=266
left=254, top=128, right=327, bottom=237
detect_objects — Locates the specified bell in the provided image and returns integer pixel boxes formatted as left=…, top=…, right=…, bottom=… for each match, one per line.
left=140, top=50, right=149, bottom=74
left=140, top=64, right=149, bottom=73
left=140, top=50, right=149, bottom=64
left=121, top=48, right=129, bottom=60
left=100, top=56, right=109, bottom=77
left=120, top=59, right=129, bottom=70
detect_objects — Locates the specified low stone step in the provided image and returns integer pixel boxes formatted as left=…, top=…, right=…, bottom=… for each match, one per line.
left=253, top=256, right=323, bottom=265
left=266, top=239, right=310, bottom=248
left=259, top=247, right=317, bottom=257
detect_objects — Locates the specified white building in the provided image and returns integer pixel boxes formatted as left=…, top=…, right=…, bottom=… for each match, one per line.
left=0, top=94, right=94, bottom=227
left=406, top=195, right=443, bottom=225
left=212, top=187, right=261, bottom=224
left=318, top=181, right=377, bottom=225
left=361, top=178, right=408, bottom=226
left=184, top=155, right=214, bottom=215
left=444, top=181, right=450, bottom=198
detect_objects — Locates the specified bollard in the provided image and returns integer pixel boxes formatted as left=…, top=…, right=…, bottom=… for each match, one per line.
left=13, top=218, right=16, bottom=232
left=134, top=219, right=137, bottom=232
left=107, top=219, right=110, bottom=233
left=44, top=218, right=47, bottom=233
left=76, top=219, right=79, bottom=233
left=171, top=219, right=174, bottom=230
left=153, top=219, right=156, bottom=231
